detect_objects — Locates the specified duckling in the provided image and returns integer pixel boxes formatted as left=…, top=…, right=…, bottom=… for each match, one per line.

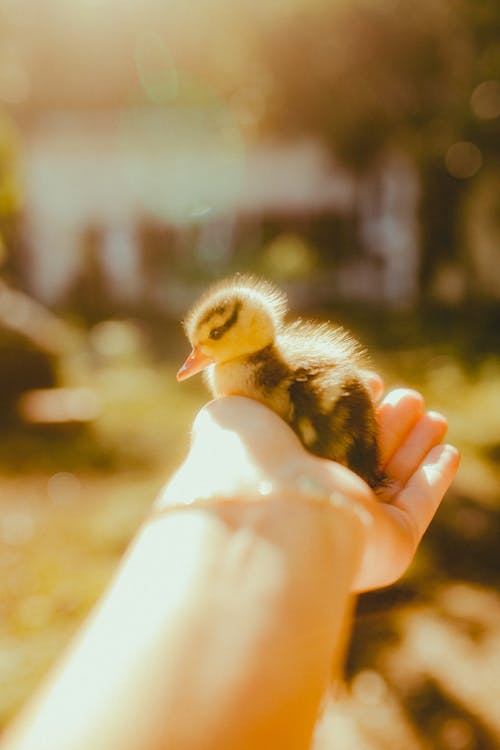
left=177, top=275, right=385, bottom=489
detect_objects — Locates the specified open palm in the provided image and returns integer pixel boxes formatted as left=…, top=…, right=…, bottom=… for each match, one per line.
left=158, top=379, right=460, bottom=593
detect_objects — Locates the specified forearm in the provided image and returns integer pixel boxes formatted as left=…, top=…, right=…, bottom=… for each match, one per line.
left=2, top=497, right=363, bottom=750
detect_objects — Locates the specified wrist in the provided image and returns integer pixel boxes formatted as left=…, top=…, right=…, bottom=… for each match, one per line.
left=137, top=489, right=364, bottom=750
left=154, top=465, right=371, bottom=524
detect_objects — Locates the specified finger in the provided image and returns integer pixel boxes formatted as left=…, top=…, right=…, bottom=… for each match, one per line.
left=362, top=370, right=385, bottom=402
left=392, top=443, right=461, bottom=544
left=385, top=411, right=448, bottom=491
left=193, top=396, right=308, bottom=471
left=354, top=443, right=460, bottom=591
left=377, top=388, right=425, bottom=467
left=158, top=397, right=305, bottom=509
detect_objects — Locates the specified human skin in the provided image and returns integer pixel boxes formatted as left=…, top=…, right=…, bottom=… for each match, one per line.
left=1, top=385, right=460, bottom=750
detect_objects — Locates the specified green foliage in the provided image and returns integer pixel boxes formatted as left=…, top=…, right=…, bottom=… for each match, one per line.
left=256, top=1, right=464, bottom=167
left=200, top=0, right=499, bottom=171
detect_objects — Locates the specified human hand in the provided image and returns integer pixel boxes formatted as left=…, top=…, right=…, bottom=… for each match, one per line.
left=157, top=380, right=460, bottom=593
left=5, top=380, right=458, bottom=750
left=352, top=376, right=460, bottom=590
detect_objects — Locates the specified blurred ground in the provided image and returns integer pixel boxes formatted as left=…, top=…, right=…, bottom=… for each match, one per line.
left=0, top=310, right=498, bottom=749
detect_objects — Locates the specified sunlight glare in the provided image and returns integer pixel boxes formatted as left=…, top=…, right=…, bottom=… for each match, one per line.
left=118, top=77, right=245, bottom=225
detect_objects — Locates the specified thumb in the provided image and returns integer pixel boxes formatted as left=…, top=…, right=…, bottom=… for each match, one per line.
left=156, top=397, right=305, bottom=509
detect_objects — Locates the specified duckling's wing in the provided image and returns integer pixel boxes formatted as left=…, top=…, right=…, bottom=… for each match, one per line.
left=278, top=319, right=368, bottom=372
left=278, top=320, right=383, bottom=487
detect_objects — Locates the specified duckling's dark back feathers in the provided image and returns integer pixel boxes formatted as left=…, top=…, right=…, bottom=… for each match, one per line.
left=247, top=322, right=385, bottom=489
left=289, top=367, right=384, bottom=488
left=247, top=344, right=290, bottom=391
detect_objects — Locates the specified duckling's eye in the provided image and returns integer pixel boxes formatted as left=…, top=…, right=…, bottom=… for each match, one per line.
left=209, top=326, right=225, bottom=340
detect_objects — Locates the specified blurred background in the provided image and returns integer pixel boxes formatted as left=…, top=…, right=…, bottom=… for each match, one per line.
left=0, top=0, right=499, bottom=747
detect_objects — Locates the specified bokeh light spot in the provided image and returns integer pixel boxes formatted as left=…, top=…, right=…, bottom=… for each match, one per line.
left=47, top=473, right=82, bottom=506
left=89, top=320, right=144, bottom=358
left=262, top=233, right=317, bottom=278
left=18, top=388, right=101, bottom=424
left=0, top=509, right=35, bottom=546
left=445, top=142, right=482, bottom=180
left=351, top=669, right=387, bottom=705
left=189, top=205, right=214, bottom=219
left=135, top=32, right=178, bottom=105
left=438, top=717, right=475, bottom=750
left=470, top=80, right=500, bottom=120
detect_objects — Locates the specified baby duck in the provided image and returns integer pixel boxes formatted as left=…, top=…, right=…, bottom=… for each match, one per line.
left=177, top=275, right=385, bottom=489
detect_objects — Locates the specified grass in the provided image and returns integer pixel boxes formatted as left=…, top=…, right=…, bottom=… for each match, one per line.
left=0, top=316, right=499, bottom=747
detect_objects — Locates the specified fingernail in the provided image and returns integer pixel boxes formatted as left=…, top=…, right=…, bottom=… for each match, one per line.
left=427, top=410, right=447, bottom=424
left=383, top=388, right=425, bottom=408
left=436, top=443, right=460, bottom=466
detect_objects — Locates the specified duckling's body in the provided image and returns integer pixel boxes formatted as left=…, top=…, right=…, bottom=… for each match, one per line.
left=177, top=276, right=385, bottom=489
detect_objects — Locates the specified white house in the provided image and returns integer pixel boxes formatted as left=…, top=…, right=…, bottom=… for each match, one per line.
left=19, top=108, right=421, bottom=310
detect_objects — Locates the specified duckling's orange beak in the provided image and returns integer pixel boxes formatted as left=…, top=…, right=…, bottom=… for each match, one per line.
left=177, top=347, right=214, bottom=382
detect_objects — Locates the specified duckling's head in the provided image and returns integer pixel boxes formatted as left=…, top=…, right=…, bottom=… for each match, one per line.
left=177, top=276, right=287, bottom=381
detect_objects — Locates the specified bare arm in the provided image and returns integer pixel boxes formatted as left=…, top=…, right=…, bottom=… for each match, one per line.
left=1, top=389, right=459, bottom=750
